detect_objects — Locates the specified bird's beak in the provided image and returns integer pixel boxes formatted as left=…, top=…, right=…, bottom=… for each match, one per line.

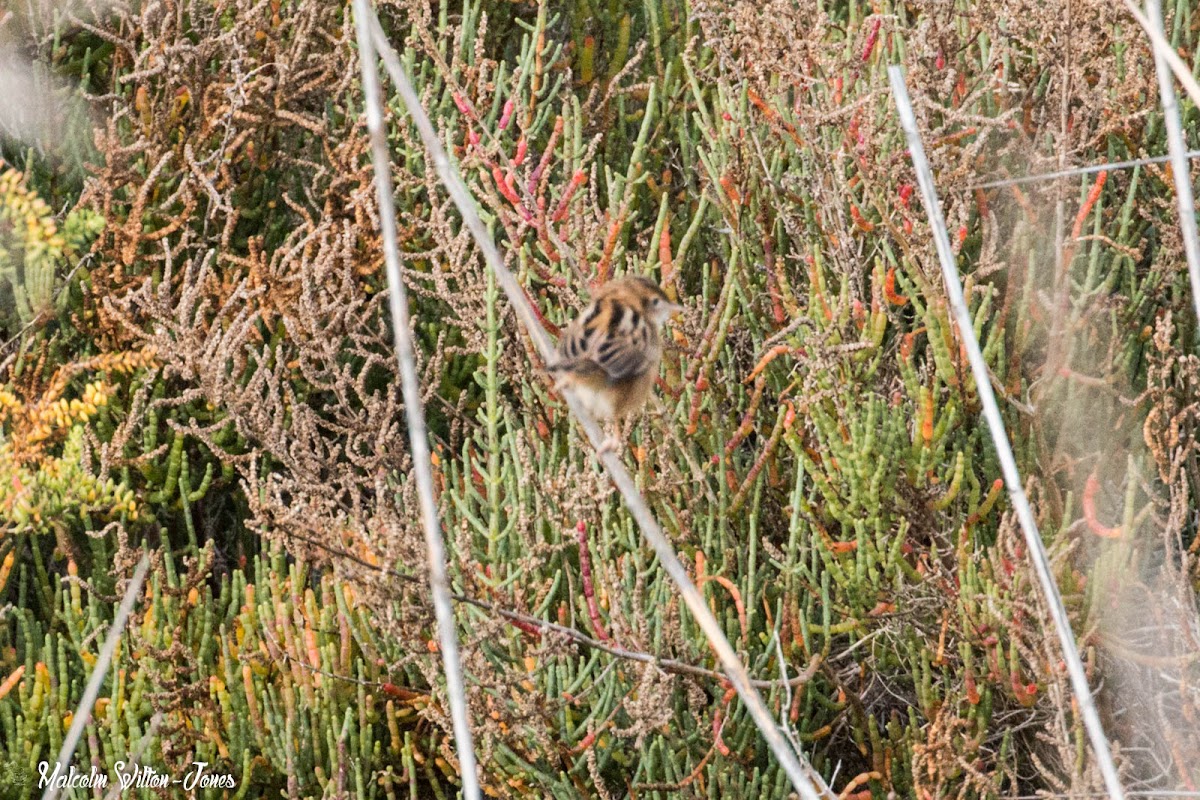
left=654, top=301, right=684, bottom=324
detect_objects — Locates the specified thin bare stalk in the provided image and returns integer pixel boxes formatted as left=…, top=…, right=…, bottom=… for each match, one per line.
left=1123, top=0, right=1200, bottom=111
left=367, top=13, right=834, bottom=800
left=887, top=65, right=1127, bottom=800
left=350, top=3, right=480, bottom=798
left=967, top=150, right=1200, bottom=190
left=286, top=525, right=825, bottom=688
left=1146, top=0, right=1200, bottom=331
left=101, top=713, right=162, bottom=800
left=42, top=554, right=150, bottom=800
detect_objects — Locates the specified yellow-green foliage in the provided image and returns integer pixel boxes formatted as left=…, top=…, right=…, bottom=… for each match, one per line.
left=0, top=427, right=137, bottom=530
left=0, top=165, right=102, bottom=325
left=0, top=346, right=157, bottom=533
left=0, top=546, right=446, bottom=799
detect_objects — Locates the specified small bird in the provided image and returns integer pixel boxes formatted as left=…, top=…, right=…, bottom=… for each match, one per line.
left=548, top=276, right=683, bottom=450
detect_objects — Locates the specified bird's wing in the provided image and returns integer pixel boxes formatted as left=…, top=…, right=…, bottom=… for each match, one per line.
left=589, top=331, right=654, bottom=382
left=555, top=315, right=595, bottom=365
left=553, top=306, right=654, bottom=383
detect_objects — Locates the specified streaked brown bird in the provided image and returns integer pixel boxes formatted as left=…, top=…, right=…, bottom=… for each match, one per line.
left=548, top=276, right=683, bottom=450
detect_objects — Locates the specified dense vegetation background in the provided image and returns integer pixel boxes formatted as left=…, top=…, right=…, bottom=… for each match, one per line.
left=1, top=0, right=1198, bottom=797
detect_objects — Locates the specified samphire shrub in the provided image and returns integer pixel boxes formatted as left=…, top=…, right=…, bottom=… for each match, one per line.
left=0, top=0, right=1197, bottom=796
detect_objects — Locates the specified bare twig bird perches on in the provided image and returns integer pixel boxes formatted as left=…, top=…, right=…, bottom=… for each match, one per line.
left=548, top=276, right=683, bottom=451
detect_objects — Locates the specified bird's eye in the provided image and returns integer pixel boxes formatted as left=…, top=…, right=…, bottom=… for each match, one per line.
left=650, top=298, right=661, bottom=307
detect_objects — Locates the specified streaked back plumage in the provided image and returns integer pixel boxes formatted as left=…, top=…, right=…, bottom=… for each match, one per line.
left=548, top=276, right=681, bottom=420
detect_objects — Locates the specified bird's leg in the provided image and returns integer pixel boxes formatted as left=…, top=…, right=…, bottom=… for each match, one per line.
left=598, top=419, right=625, bottom=454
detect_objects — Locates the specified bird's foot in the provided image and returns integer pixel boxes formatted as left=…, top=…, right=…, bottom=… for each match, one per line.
left=599, top=434, right=622, bottom=454
left=597, top=420, right=625, bottom=454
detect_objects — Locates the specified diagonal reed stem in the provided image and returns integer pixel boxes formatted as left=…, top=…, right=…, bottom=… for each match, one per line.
left=888, top=65, right=1127, bottom=800
left=42, top=554, right=150, bottom=800
left=350, top=3, right=480, bottom=798
left=365, top=10, right=834, bottom=799
left=1122, top=0, right=1200, bottom=111
left=1145, top=0, right=1200, bottom=336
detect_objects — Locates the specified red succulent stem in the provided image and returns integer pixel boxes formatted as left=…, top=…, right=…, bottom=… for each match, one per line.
left=861, top=18, right=882, bottom=62
left=576, top=522, right=610, bottom=641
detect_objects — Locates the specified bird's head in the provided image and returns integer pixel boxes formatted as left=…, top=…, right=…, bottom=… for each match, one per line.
left=623, top=276, right=684, bottom=326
